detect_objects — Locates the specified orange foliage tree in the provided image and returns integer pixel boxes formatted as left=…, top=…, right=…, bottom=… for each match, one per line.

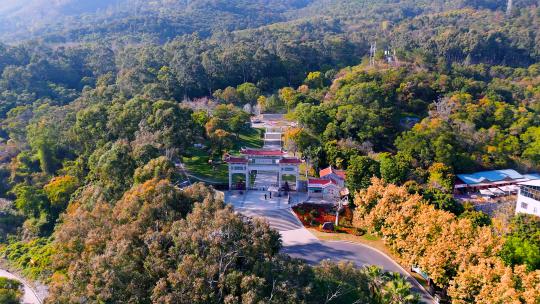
left=353, top=178, right=540, bottom=303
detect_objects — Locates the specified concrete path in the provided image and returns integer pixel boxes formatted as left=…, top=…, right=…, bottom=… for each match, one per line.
left=235, top=206, right=434, bottom=303
left=252, top=171, right=278, bottom=190
left=0, top=269, right=42, bottom=304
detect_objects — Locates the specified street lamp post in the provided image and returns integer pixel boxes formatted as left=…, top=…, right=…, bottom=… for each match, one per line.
left=335, top=197, right=342, bottom=226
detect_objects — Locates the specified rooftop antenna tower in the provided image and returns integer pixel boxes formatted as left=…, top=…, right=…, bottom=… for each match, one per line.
left=506, top=0, right=513, bottom=16
left=369, top=42, right=377, bottom=66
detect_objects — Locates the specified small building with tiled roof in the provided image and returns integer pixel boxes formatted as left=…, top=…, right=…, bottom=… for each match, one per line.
left=319, top=166, right=346, bottom=187
left=307, top=178, right=341, bottom=199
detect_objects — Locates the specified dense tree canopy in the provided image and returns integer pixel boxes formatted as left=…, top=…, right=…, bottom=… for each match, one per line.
left=0, top=1, right=538, bottom=303
left=353, top=178, right=540, bottom=303
left=48, top=181, right=413, bottom=303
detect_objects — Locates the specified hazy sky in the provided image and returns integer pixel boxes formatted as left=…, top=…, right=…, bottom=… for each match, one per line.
left=0, top=0, right=28, bottom=11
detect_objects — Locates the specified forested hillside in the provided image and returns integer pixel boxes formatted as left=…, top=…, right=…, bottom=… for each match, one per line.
left=0, top=0, right=313, bottom=43
left=0, top=0, right=536, bottom=44
left=0, top=0, right=539, bottom=303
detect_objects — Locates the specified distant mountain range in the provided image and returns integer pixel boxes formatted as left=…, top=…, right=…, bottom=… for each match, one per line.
left=0, top=0, right=528, bottom=44
left=0, top=0, right=315, bottom=43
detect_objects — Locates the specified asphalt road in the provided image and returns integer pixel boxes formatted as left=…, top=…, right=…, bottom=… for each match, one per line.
left=238, top=208, right=435, bottom=303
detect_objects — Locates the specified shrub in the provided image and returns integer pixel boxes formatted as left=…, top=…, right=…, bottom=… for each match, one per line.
left=0, top=277, right=22, bottom=304
left=352, top=228, right=366, bottom=236
left=0, top=237, right=54, bottom=280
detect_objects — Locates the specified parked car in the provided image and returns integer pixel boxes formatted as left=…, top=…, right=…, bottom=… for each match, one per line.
left=177, top=180, right=190, bottom=188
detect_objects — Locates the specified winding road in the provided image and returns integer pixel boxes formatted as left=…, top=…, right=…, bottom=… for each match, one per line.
left=0, top=269, right=42, bottom=304
left=238, top=207, right=435, bottom=303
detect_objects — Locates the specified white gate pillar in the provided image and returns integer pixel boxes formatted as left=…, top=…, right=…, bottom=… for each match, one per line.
left=295, top=170, right=300, bottom=191
left=228, top=167, right=232, bottom=190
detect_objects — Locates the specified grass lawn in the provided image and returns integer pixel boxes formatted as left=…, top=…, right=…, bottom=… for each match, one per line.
left=233, top=128, right=264, bottom=152
left=182, top=128, right=264, bottom=183
left=281, top=174, right=297, bottom=182
left=308, top=228, right=387, bottom=253
left=182, top=149, right=229, bottom=183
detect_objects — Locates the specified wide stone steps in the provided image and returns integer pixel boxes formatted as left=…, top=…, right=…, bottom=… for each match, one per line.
left=265, top=133, right=282, bottom=140
left=238, top=208, right=304, bottom=231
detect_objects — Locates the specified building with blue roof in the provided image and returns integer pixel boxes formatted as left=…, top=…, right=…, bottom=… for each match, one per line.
left=454, top=169, right=540, bottom=195
left=523, top=173, right=540, bottom=180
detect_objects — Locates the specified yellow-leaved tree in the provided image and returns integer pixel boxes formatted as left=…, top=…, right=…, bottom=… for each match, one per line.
left=353, top=178, right=540, bottom=303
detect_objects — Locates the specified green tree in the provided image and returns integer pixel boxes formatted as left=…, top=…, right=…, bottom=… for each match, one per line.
left=147, top=100, right=195, bottom=153
left=427, top=162, right=454, bottom=192
left=133, top=157, right=176, bottom=184
left=11, top=184, right=53, bottom=235
left=107, top=97, right=153, bottom=140
left=228, top=110, right=250, bottom=137
left=209, top=129, right=234, bottom=156
left=379, top=152, right=411, bottom=185
left=312, top=261, right=371, bottom=304
left=305, top=71, right=324, bottom=89
left=43, top=175, right=79, bottom=217
left=0, top=278, right=22, bottom=304
left=284, top=128, right=319, bottom=156
left=256, top=95, right=267, bottom=113
left=459, top=209, right=491, bottom=227
left=500, top=214, right=540, bottom=271
left=73, top=104, right=110, bottom=155
left=9, top=151, right=40, bottom=183
left=295, top=103, right=330, bottom=135
left=27, top=118, right=65, bottom=174
left=346, top=156, right=380, bottom=192
left=364, top=265, right=386, bottom=303
left=521, top=126, right=540, bottom=164
left=279, top=87, right=297, bottom=112
left=265, top=94, right=285, bottom=112
left=192, top=110, right=210, bottom=129
left=215, top=86, right=240, bottom=104
left=422, top=188, right=464, bottom=215
left=88, top=140, right=136, bottom=197
left=12, top=184, right=49, bottom=219
left=236, top=82, right=260, bottom=104
left=381, top=274, right=418, bottom=304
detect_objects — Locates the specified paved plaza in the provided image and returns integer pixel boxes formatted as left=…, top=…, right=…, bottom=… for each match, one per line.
left=225, top=190, right=307, bottom=210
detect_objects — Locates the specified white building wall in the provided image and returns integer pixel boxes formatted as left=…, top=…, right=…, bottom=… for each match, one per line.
left=516, top=193, right=540, bottom=217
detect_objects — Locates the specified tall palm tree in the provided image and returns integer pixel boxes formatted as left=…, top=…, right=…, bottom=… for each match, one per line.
left=364, top=265, right=385, bottom=302
left=381, top=275, right=419, bottom=304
